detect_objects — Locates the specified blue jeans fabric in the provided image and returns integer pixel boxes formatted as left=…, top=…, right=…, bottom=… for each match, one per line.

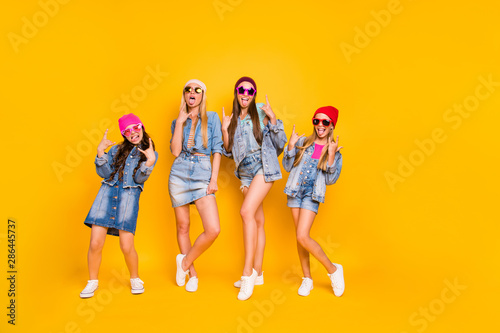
left=222, top=103, right=287, bottom=183
left=84, top=181, right=141, bottom=236
left=237, top=151, right=264, bottom=190
left=287, top=158, right=320, bottom=213
left=282, top=136, right=342, bottom=203
left=169, top=111, right=223, bottom=156
left=168, top=152, right=214, bottom=207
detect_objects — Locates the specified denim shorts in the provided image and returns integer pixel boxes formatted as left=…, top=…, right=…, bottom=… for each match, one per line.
left=287, top=181, right=320, bottom=214
left=168, top=153, right=214, bottom=207
left=237, top=152, right=263, bottom=191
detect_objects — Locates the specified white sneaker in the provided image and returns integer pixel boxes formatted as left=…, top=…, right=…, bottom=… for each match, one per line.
left=186, top=276, right=198, bottom=292
left=130, top=278, right=144, bottom=294
left=298, top=277, right=313, bottom=296
left=80, top=280, right=98, bottom=298
left=237, top=269, right=257, bottom=301
left=328, top=263, right=345, bottom=297
left=234, top=271, right=264, bottom=288
left=176, top=254, right=189, bottom=286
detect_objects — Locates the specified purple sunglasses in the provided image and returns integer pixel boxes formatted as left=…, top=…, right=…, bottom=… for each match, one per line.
left=236, top=86, right=256, bottom=96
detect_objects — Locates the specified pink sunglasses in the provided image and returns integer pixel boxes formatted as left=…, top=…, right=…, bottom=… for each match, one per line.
left=121, top=123, right=143, bottom=136
left=236, top=86, right=256, bottom=96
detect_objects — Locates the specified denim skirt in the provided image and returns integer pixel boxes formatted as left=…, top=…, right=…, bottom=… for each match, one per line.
left=168, top=153, right=213, bottom=208
left=84, top=181, right=141, bottom=236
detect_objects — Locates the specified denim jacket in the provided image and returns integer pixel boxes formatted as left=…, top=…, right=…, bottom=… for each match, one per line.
left=170, top=111, right=223, bottom=156
left=223, top=104, right=288, bottom=182
left=95, top=144, right=158, bottom=191
left=282, top=137, right=342, bottom=203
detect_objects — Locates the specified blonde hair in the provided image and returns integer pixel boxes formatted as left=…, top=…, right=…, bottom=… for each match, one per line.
left=180, top=86, right=208, bottom=148
left=293, top=128, right=334, bottom=171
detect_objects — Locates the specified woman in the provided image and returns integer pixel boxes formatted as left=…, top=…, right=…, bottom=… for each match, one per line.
left=169, top=79, right=223, bottom=292
left=81, top=113, right=158, bottom=298
left=221, top=76, right=287, bottom=300
left=282, top=106, right=344, bottom=297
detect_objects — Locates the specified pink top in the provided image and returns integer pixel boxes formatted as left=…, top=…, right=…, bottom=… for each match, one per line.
left=312, top=144, right=324, bottom=159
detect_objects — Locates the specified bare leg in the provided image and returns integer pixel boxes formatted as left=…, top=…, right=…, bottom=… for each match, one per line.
left=174, top=205, right=196, bottom=277
left=290, top=208, right=312, bottom=278
left=181, top=195, right=221, bottom=272
left=253, top=202, right=266, bottom=275
left=87, top=225, right=108, bottom=280
left=295, top=209, right=336, bottom=274
left=119, top=230, right=139, bottom=278
left=240, top=175, right=273, bottom=276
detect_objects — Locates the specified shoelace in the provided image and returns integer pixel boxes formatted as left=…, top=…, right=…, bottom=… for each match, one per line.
left=83, top=281, right=98, bottom=292
left=240, top=277, right=251, bottom=294
left=300, top=278, right=312, bottom=290
left=301, top=278, right=312, bottom=287
left=332, top=273, right=343, bottom=289
left=131, top=278, right=143, bottom=289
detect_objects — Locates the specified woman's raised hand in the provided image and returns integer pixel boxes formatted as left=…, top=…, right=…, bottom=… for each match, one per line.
left=259, top=95, right=276, bottom=122
left=327, top=135, right=343, bottom=156
left=97, top=129, right=115, bottom=156
left=177, top=103, right=189, bottom=124
left=222, top=107, right=232, bottom=131
left=288, top=125, right=304, bottom=151
left=138, top=138, right=156, bottom=167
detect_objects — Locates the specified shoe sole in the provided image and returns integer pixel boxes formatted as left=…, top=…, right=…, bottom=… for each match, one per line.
left=131, top=288, right=144, bottom=294
left=237, top=292, right=253, bottom=301
left=80, top=286, right=98, bottom=298
left=298, top=286, right=313, bottom=297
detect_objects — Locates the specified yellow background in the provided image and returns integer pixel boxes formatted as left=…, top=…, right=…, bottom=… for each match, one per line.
left=1, top=0, right=499, bottom=332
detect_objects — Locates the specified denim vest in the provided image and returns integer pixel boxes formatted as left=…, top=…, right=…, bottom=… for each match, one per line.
left=170, top=111, right=223, bottom=156
left=95, top=144, right=158, bottom=191
left=223, top=103, right=287, bottom=182
left=282, top=137, right=342, bottom=203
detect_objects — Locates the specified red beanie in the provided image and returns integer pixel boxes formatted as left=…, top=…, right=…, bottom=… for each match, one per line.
left=234, top=76, right=257, bottom=91
left=313, top=106, right=339, bottom=127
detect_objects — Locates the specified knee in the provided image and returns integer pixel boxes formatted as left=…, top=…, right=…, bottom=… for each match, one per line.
left=176, top=222, right=190, bottom=236
left=240, top=206, right=254, bottom=222
left=296, top=233, right=310, bottom=247
left=206, top=226, right=220, bottom=241
left=89, top=239, right=104, bottom=253
left=120, top=241, right=135, bottom=255
left=255, top=216, right=265, bottom=229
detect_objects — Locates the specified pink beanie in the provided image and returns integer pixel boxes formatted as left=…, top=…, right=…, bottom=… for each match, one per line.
left=118, top=113, right=143, bottom=134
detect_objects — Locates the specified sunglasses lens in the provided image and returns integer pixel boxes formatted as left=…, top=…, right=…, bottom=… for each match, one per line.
left=123, top=130, right=131, bottom=136
left=184, top=87, right=191, bottom=93
left=312, top=119, right=319, bottom=125
left=248, top=88, right=255, bottom=96
left=322, top=120, right=331, bottom=126
left=195, top=87, right=202, bottom=94
left=237, top=86, right=245, bottom=94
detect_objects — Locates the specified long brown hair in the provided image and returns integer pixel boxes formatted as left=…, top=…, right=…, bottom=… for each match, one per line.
left=226, top=90, right=262, bottom=152
left=293, top=129, right=334, bottom=171
left=107, top=129, right=156, bottom=182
